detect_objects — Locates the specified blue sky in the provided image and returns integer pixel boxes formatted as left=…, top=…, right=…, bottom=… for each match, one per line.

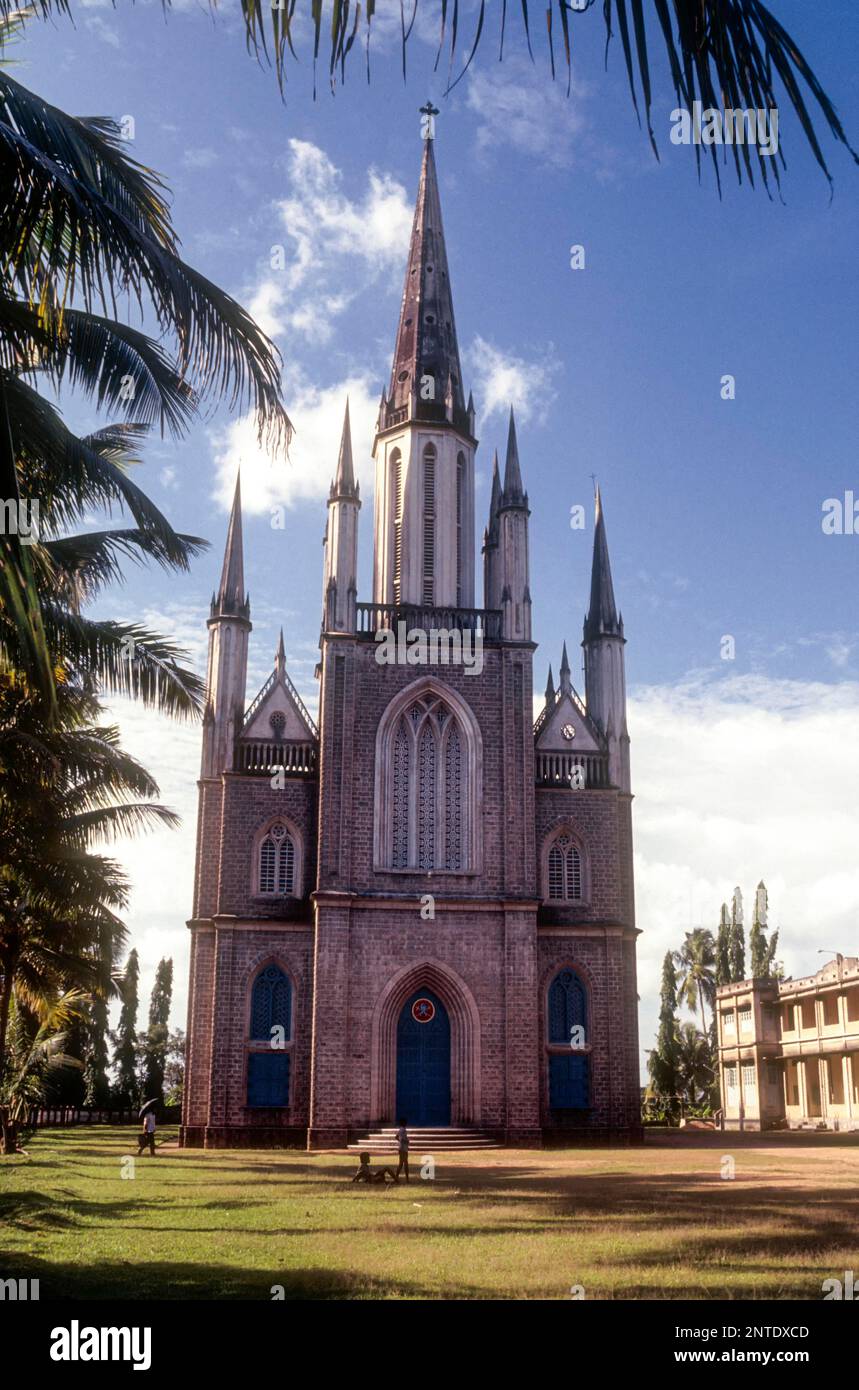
left=15, top=2, right=859, bottom=1067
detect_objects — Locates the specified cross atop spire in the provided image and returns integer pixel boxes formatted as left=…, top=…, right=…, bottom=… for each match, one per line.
left=583, top=486, right=621, bottom=643
left=380, top=135, right=468, bottom=435
left=419, top=99, right=439, bottom=140
left=212, top=471, right=249, bottom=620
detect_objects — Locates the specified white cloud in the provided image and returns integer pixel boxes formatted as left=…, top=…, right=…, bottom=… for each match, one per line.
left=183, top=147, right=219, bottom=170
left=466, top=56, right=588, bottom=169
left=252, top=139, right=413, bottom=346
left=631, top=673, right=859, bottom=1073
left=466, top=334, right=560, bottom=427
left=211, top=371, right=380, bottom=513
left=84, top=15, right=120, bottom=48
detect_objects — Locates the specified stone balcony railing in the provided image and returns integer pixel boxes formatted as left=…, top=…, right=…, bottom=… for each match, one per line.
left=235, top=740, right=317, bottom=776
left=356, top=601, right=503, bottom=642
left=535, top=750, right=611, bottom=789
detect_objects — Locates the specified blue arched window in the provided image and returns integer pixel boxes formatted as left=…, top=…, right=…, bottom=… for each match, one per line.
left=247, top=965, right=292, bottom=1108
left=548, top=968, right=590, bottom=1110
left=250, top=964, right=291, bottom=1041
left=548, top=968, right=587, bottom=1043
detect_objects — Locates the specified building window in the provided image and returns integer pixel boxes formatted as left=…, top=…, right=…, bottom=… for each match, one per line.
left=741, top=1062, right=756, bottom=1093
left=721, top=1010, right=736, bottom=1034
left=422, top=444, right=436, bottom=605
left=391, top=447, right=404, bottom=605
left=547, top=968, right=589, bottom=1110
left=250, top=964, right=292, bottom=1041
left=387, top=693, right=466, bottom=870
left=247, top=964, right=292, bottom=1108
left=738, top=1005, right=752, bottom=1031
left=546, top=832, right=584, bottom=901
left=822, top=993, right=839, bottom=1026
left=456, top=451, right=465, bottom=605
left=724, top=1064, right=739, bottom=1092
left=377, top=682, right=481, bottom=873
left=258, top=822, right=296, bottom=895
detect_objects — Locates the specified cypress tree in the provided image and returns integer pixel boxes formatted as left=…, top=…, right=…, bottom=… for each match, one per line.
left=648, top=952, right=680, bottom=1100
left=113, top=948, right=140, bottom=1107
left=749, top=881, right=780, bottom=979
left=142, top=959, right=173, bottom=1105
left=715, top=903, right=731, bottom=986
left=729, top=886, right=746, bottom=982
left=83, top=995, right=111, bottom=1108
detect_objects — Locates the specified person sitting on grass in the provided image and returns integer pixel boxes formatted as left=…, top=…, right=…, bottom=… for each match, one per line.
left=351, top=1152, right=398, bottom=1184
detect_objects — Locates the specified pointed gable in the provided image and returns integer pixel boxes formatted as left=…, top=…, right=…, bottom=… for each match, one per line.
left=242, top=638, right=317, bottom=742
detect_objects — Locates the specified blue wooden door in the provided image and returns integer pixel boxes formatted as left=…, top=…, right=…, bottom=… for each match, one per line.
left=549, top=1053, right=589, bottom=1109
left=396, top=989, right=451, bottom=1125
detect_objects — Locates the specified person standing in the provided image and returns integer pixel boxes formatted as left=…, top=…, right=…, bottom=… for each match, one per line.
left=137, top=1109, right=157, bottom=1156
left=394, top=1117, right=409, bottom=1183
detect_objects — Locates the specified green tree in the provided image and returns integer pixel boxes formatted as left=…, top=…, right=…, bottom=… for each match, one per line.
left=0, top=21, right=290, bottom=709
left=142, top=958, right=173, bottom=1105
left=749, top=880, right=780, bottom=979
left=729, top=886, right=746, bottom=982
left=715, top=902, right=731, bottom=987
left=675, top=1022, right=714, bottom=1107
left=163, top=1029, right=185, bottom=1108
left=673, top=927, right=716, bottom=1035
left=112, top=949, right=140, bottom=1108
left=648, top=951, right=680, bottom=1101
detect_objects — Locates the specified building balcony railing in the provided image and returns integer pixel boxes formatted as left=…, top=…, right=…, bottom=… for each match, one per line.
left=356, top=601, right=503, bottom=643
left=235, top=740, right=317, bottom=776
left=535, top=750, right=611, bottom=789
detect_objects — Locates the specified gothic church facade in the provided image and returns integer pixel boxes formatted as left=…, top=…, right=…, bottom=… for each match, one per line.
left=181, top=134, right=642, bottom=1148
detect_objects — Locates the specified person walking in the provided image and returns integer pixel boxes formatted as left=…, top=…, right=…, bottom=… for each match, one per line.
left=137, top=1109, right=157, bottom=1156
left=394, top=1117, right=409, bottom=1183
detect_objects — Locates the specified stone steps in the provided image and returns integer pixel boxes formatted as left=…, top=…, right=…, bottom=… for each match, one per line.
left=347, top=1126, right=500, bottom=1152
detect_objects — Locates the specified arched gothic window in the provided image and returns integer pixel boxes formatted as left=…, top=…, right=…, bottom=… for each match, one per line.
left=247, top=964, right=292, bottom=1107
left=387, top=692, right=467, bottom=871
left=258, top=822, right=296, bottom=895
left=547, top=832, right=583, bottom=901
left=250, top=964, right=292, bottom=1040
left=547, top=967, right=590, bottom=1110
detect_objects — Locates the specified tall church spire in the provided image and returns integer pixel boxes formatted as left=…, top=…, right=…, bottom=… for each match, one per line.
left=203, top=471, right=251, bottom=777
left=501, top=408, right=526, bottom=507
left=384, top=134, right=467, bottom=434
left=584, top=486, right=621, bottom=641
left=331, top=398, right=359, bottom=500
left=372, top=117, right=476, bottom=609
left=582, top=487, right=629, bottom=791
left=213, top=472, right=248, bottom=617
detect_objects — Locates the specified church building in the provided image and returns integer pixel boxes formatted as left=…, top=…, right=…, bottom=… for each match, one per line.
left=181, top=128, right=642, bottom=1149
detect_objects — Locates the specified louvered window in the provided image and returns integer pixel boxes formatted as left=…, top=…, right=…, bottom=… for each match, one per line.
left=547, top=833, right=583, bottom=900
left=392, top=448, right=404, bottom=605
left=258, top=822, right=296, bottom=895
left=422, top=445, right=436, bottom=605
left=456, top=452, right=465, bottom=605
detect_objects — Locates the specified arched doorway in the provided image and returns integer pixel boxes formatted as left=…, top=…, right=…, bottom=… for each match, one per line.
left=395, top=988, right=451, bottom=1125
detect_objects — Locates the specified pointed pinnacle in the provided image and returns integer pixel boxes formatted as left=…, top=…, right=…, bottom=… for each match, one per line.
left=502, top=406, right=524, bottom=502
left=559, top=642, right=572, bottom=694
left=584, top=486, right=620, bottom=643
left=545, top=664, right=555, bottom=702
left=275, top=627, right=286, bottom=675
left=218, top=471, right=245, bottom=608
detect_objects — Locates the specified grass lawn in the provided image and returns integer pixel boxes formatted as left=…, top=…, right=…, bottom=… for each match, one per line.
left=1, top=1127, right=857, bottom=1299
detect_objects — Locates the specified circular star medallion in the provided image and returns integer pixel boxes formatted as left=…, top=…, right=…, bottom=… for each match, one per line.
left=412, top=997, right=436, bottom=1024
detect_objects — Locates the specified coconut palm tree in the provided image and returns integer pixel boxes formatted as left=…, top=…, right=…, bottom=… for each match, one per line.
left=15, top=1, right=848, bottom=192
left=673, top=926, right=716, bottom=1036
left=0, top=988, right=87, bottom=1152
left=0, top=22, right=290, bottom=710
left=0, top=675, right=180, bottom=1087
left=675, top=1021, right=714, bottom=1107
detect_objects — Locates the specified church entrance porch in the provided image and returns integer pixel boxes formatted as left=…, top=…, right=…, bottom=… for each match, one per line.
left=395, top=989, right=451, bottom=1125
